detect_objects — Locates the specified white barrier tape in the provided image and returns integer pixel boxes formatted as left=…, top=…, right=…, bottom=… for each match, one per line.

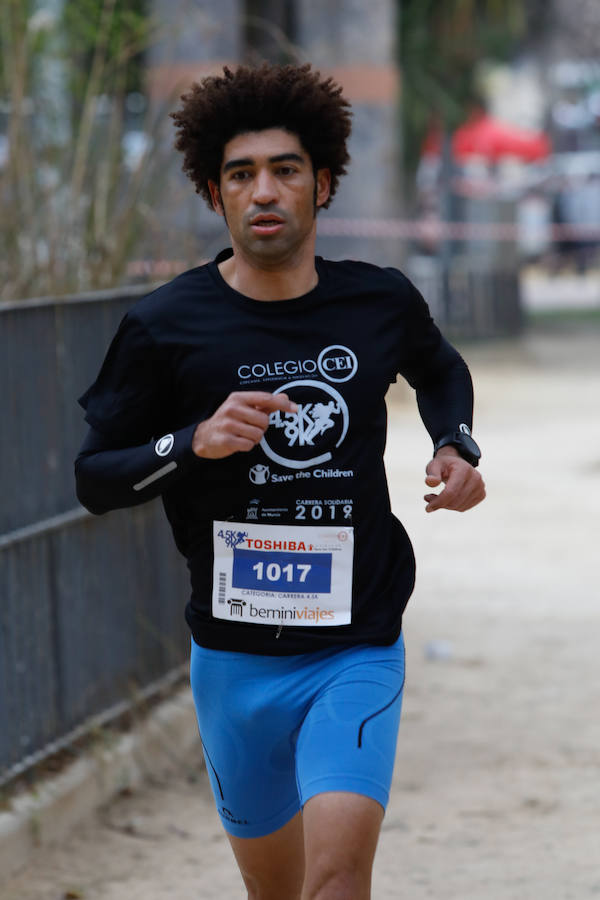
left=317, top=218, right=600, bottom=242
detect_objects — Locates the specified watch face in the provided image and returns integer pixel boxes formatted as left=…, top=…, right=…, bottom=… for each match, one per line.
left=463, top=434, right=480, bottom=454
left=460, top=433, right=481, bottom=464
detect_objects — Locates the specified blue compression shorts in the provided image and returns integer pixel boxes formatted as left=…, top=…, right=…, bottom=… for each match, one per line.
left=190, top=634, right=405, bottom=838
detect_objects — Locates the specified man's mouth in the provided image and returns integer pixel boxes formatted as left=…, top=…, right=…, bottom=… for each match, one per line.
left=249, top=214, right=285, bottom=234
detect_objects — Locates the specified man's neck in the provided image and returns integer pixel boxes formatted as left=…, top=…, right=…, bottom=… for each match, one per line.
left=218, top=244, right=319, bottom=301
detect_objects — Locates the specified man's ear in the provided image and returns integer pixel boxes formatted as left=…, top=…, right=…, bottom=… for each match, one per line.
left=208, top=180, right=224, bottom=216
left=315, top=168, right=331, bottom=208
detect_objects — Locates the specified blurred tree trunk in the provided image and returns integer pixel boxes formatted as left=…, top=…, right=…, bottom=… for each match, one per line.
left=244, top=0, right=298, bottom=63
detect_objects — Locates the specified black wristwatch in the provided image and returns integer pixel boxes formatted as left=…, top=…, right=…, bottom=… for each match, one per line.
left=433, top=426, right=481, bottom=467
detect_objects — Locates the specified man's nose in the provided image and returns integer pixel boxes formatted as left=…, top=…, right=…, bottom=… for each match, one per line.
left=252, top=169, right=278, bottom=204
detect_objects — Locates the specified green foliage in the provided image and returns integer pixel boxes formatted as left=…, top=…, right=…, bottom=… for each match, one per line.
left=398, top=0, right=539, bottom=174
left=62, top=0, right=149, bottom=107
left=0, top=0, right=178, bottom=301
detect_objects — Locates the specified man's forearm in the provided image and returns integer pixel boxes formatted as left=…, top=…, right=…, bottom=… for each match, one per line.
left=414, top=343, right=474, bottom=445
left=74, top=423, right=200, bottom=514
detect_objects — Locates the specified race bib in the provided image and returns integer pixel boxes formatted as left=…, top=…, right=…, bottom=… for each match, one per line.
left=212, top=521, right=354, bottom=627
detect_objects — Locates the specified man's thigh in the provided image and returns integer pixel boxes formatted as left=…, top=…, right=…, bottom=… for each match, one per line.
left=296, top=635, right=405, bottom=811
left=190, top=641, right=305, bottom=838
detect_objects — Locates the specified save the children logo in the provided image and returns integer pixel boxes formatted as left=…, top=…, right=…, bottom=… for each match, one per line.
left=260, top=380, right=349, bottom=470
left=249, top=464, right=270, bottom=484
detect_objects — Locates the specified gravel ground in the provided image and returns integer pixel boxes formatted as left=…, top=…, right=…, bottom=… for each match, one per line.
left=1, top=321, right=599, bottom=900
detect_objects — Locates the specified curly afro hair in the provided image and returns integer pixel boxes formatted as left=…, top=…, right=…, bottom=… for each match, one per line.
left=170, top=63, right=352, bottom=210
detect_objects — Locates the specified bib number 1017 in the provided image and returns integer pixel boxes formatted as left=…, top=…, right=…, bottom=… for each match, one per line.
left=252, top=561, right=311, bottom=583
left=233, top=549, right=332, bottom=593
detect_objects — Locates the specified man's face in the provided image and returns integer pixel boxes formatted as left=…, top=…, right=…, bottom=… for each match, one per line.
left=208, top=128, right=331, bottom=268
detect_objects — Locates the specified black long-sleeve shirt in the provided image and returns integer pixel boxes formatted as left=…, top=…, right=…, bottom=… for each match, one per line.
left=75, top=251, right=474, bottom=654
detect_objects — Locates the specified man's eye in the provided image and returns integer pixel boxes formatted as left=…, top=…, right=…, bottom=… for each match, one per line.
left=231, top=171, right=250, bottom=181
left=277, top=166, right=296, bottom=176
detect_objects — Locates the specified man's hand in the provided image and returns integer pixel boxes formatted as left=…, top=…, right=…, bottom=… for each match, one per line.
left=192, top=391, right=297, bottom=459
left=424, top=446, right=486, bottom=513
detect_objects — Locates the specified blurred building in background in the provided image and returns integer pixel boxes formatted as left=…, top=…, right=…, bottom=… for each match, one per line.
left=145, top=0, right=402, bottom=267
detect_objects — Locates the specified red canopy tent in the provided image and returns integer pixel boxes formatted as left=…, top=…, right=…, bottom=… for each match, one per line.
left=453, top=112, right=551, bottom=162
left=423, top=112, right=551, bottom=163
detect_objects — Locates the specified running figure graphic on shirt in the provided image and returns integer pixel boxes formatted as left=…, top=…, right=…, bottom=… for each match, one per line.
left=218, top=529, right=248, bottom=550
left=273, top=401, right=341, bottom=447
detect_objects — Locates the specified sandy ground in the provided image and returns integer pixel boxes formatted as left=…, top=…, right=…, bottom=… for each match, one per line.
left=1, top=322, right=599, bottom=900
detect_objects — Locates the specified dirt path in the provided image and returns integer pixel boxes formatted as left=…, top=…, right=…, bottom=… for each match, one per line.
left=2, top=324, right=599, bottom=899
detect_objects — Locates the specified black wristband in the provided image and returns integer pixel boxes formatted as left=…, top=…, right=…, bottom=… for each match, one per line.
left=433, top=427, right=481, bottom=467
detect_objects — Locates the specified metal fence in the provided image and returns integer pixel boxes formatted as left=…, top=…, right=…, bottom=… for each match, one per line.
left=405, top=254, right=524, bottom=339
left=0, top=288, right=190, bottom=786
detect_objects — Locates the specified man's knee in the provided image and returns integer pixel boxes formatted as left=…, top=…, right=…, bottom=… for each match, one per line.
left=244, top=874, right=301, bottom=900
left=302, top=792, right=381, bottom=899
left=240, top=866, right=303, bottom=900
left=303, top=866, right=368, bottom=900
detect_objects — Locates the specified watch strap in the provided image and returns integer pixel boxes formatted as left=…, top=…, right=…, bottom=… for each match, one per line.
left=433, top=429, right=481, bottom=467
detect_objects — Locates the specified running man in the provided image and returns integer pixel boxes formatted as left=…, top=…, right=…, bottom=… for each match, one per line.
left=75, top=64, right=486, bottom=900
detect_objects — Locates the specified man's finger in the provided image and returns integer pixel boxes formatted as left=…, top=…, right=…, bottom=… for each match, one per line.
left=425, top=457, right=443, bottom=478
left=425, top=469, right=485, bottom=512
left=228, top=421, right=267, bottom=445
left=424, top=489, right=449, bottom=512
left=236, top=406, right=271, bottom=431
left=237, top=391, right=297, bottom=413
